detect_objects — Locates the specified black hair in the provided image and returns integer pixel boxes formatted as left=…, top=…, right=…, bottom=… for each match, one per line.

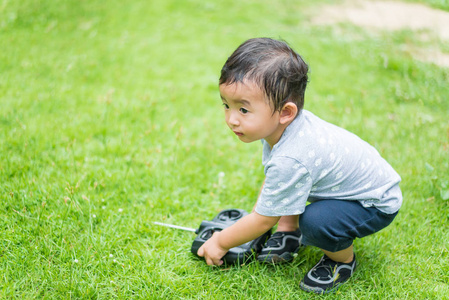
left=219, top=37, right=309, bottom=113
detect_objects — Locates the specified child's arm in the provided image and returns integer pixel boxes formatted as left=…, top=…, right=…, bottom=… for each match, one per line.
left=197, top=211, right=280, bottom=265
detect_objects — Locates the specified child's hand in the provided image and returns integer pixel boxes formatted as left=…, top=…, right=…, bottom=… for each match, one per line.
left=197, top=232, right=228, bottom=266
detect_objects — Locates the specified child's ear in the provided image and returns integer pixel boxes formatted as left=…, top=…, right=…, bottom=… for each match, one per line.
left=279, top=102, right=298, bottom=124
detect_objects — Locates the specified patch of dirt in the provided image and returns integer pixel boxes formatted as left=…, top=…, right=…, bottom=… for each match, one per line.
left=311, top=0, right=449, bottom=67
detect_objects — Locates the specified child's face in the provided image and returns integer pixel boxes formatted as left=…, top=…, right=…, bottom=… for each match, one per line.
left=219, top=80, right=284, bottom=147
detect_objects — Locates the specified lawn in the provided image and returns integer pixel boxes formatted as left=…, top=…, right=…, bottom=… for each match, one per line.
left=1, top=0, right=448, bottom=298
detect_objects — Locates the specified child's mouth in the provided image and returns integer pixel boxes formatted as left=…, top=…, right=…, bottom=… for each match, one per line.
left=233, top=131, right=243, bottom=136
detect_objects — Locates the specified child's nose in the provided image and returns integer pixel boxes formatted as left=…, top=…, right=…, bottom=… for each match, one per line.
left=226, top=111, right=240, bottom=126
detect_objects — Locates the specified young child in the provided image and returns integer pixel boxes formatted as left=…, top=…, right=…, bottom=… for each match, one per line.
left=197, top=37, right=402, bottom=294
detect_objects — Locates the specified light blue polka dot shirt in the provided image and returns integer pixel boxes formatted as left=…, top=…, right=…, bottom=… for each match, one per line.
left=255, top=110, right=402, bottom=217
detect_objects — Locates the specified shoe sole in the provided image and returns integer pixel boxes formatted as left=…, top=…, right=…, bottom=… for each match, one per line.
left=257, top=246, right=302, bottom=264
left=299, top=280, right=342, bottom=294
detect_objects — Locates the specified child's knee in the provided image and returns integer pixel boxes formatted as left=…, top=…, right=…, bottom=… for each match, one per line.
left=299, top=208, right=332, bottom=241
left=298, top=203, right=328, bottom=235
left=298, top=203, right=349, bottom=250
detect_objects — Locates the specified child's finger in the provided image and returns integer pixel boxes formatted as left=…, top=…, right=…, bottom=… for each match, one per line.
left=206, top=257, right=215, bottom=266
left=197, top=245, right=204, bottom=257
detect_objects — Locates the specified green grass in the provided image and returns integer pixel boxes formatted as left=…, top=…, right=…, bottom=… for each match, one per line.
left=1, top=0, right=449, bottom=298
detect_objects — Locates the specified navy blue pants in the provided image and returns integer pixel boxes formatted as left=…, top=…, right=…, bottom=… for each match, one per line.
left=298, top=200, right=398, bottom=252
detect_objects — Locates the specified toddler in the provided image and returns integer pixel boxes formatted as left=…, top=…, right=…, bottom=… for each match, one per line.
left=198, top=37, right=402, bottom=294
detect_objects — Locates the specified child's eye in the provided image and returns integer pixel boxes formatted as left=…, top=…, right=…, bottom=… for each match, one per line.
left=222, top=103, right=229, bottom=109
left=240, top=108, right=249, bottom=114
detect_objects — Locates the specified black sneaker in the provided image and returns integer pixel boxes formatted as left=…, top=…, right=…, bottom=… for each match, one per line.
left=257, top=229, right=303, bottom=263
left=299, top=254, right=357, bottom=294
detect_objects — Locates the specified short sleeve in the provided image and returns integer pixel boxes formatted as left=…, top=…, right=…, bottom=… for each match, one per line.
left=255, top=156, right=312, bottom=217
